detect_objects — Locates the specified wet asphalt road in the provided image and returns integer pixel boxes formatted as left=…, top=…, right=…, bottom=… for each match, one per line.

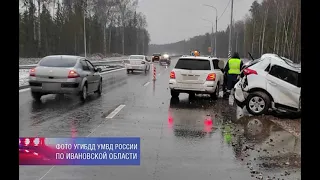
left=19, top=58, right=301, bottom=180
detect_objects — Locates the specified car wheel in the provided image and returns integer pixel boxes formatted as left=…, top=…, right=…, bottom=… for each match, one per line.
left=144, top=68, right=147, bottom=73
left=96, top=79, right=102, bottom=96
left=31, top=92, right=42, bottom=101
left=127, top=69, right=130, bottom=74
left=210, top=83, right=219, bottom=100
left=246, top=91, right=271, bottom=115
left=171, top=90, right=179, bottom=98
left=80, top=84, right=88, bottom=102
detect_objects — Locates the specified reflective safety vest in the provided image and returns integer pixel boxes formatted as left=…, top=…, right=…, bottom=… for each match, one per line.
left=228, top=58, right=241, bottom=75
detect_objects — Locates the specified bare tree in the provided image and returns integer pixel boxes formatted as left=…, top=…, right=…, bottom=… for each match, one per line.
left=93, top=0, right=117, bottom=56
left=115, top=0, right=138, bottom=55
left=137, top=13, right=146, bottom=54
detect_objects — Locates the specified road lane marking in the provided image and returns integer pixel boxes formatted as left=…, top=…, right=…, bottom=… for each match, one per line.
left=37, top=103, right=126, bottom=180
left=19, top=68, right=126, bottom=93
left=105, top=104, right=126, bottom=119
left=143, top=82, right=150, bottom=86
left=19, top=88, right=30, bottom=93
left=158, top=73, right=161, bottom=76
left=38, top=166, right=55, bottom=180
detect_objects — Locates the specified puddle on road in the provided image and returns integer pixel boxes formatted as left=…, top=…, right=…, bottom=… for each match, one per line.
left=167, top=96, right=301, bottom=180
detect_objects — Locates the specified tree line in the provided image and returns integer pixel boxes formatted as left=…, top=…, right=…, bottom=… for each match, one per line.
left=149, top=0, right=301, bottom=62
left=19, top=0, right=150, bottom=58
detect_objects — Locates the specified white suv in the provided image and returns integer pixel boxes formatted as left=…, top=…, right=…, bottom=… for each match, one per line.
left=234, top=54, right=301, bottom=115
left=169, top=56, right=224, bottom=99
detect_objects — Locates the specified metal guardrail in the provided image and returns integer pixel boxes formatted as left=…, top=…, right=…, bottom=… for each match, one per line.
left=19, top=59, right=125, bottom=69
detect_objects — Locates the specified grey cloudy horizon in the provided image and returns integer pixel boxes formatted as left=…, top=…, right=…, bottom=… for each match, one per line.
left=137, top=0, right=256, bottom=45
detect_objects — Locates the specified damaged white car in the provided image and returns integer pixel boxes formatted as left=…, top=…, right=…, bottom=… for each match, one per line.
left=234, top=54, right=301, bottom=116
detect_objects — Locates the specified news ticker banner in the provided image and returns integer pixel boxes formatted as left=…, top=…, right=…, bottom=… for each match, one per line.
left=19, top=137, right=140, bottom=165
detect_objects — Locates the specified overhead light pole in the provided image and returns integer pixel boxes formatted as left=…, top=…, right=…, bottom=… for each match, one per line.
left=83, top=0, right=87, bottom=58
left=203, top=4, right=218, bottom=57
left=201, top=18, right=214, bottom=56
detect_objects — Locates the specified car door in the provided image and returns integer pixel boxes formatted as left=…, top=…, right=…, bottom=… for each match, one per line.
left=212, top=59, right=224, bottom=85
left=85, top=60, right=100, bottom=92
left=80, top=60, right=94, bottom=92
left=265, top=64, right=300, bottom=109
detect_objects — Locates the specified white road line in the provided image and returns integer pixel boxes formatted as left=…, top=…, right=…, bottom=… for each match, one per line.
left=143, top=82, right=150, bottom=86
left=105, top=104, right=126, bottom=119
left=158, top=73, right=161, bottom=76
left=19, top=68, right=126, bottom=93
left=19, top=88, right=30, bottom=93
left=37, top=103, right=126, bottom=180
left=38, top=166, right=55, bottom=180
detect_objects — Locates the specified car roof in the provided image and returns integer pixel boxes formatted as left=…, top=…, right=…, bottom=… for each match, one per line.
left=179, top=56, right=211, bottom=60
left=261, top=53, right=301, bottom=73
left=44, top=55, right=82, bottom=59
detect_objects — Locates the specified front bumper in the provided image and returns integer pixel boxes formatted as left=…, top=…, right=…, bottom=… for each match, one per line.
left=234, top=81, right=249, bottom=107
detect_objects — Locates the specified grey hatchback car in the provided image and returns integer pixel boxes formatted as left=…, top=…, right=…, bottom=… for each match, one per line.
left=28, top=55, right=103, bottom=102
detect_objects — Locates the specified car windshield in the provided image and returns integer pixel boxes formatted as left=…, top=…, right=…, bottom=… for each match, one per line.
left=153, top=54, right=161, bottom=56
left=38, top=56, right=77, bottom=67
left=175, top=59, right=211, bottom=70
left=129, top=56, right=144, bottom=60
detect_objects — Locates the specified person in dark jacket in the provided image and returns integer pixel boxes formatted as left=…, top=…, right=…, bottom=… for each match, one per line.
left=223, top=52, right=243, bottom=98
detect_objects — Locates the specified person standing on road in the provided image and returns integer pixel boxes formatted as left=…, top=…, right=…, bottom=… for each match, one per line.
left=223, top=52, right=243, bottom=98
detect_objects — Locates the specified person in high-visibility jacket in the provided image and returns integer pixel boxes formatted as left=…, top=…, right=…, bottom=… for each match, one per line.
left=224, top=52, right=243, bottom=97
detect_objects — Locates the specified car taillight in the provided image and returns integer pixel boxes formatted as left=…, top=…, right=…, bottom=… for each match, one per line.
left=206, top=73, right=216, bottom=81
left=141, top=61, right=145, bottom=64
left=170, top=71, right=175, bottom=79
left=68, top=70, right=80, bottom=78
left=243, top=68, right=257, bottom=76
left=29, top=68, right=36, bottom=76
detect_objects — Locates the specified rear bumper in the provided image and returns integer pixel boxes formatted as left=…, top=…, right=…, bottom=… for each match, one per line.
left=29, top=80, right=81, bottom=94
left=169, top=80, right=217, bottom=94
left=125, top=64, right=146, bottom=70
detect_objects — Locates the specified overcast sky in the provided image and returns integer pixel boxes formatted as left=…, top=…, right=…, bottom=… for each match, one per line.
left=137, top=0, right=256, bottom=44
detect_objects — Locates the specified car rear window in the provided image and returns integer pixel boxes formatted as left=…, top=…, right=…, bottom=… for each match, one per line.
left=129, top=56, right=144, bottom=60
left=39, top=56, right=77, bottom=67
left=153, top=54, right=161, bottom=56
left=175, top=59, right=211, bottom=70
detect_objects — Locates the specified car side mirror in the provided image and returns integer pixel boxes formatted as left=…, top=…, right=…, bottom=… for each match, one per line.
left=95, top=67, right=102, bottom=72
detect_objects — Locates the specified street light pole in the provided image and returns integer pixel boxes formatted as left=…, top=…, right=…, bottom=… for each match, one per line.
left=215, top=15, right=217, bottom=57
left=83, top=1, right=87, bottom=58
left=228, top=0, right=234, bottom=59
left=211, top=24, right=214, bottom=56
left=201, top=18, right=214, bottom=56
left=203, top=4, right=218, bottom=57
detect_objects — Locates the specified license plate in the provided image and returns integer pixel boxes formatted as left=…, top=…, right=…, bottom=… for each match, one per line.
left=182, top=84, right=192, bottom=88
left=42, top=83, right=60, bottom=90
left=183, top=76, right=198, bottom=80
